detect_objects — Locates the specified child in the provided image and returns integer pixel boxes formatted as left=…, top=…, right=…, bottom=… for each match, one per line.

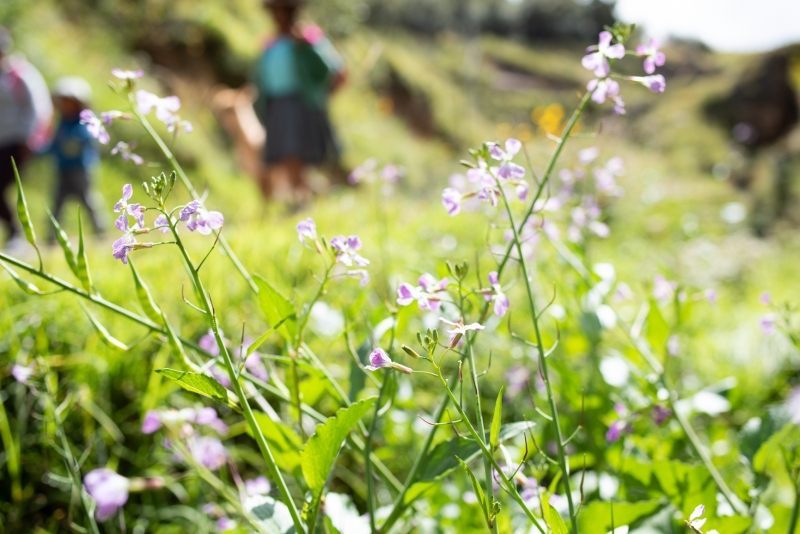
left=253, top=0, right=346, bottom=204
left=48, top=77, right=105, bottom=235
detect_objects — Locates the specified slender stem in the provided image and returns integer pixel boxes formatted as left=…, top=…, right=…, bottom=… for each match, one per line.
left=497, top=182, right=578, bottom=532
left=168, top=218, right=306, bottom=533
left=0, top=393, right=21, bottom=502
left=366, top=375, right=389, bottom=532
left=44, top=373, right=101, bottom=534
left=438, top=370, right=545, bottom=534
left=543, top=230, right=747, bottom=516
left=131, top=102, right=258, bottom=294
left=789, top=476, right=800, bottom=534
left=378, top=369, right=456, bottom=533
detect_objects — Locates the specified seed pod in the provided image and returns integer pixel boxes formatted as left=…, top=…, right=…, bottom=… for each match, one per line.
left=44, top=206, right=79, bottom=279
left=76, top=209, right=94, bottom=293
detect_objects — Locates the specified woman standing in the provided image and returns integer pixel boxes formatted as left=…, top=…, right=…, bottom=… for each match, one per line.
left=253, top=0, right=346, bottom=204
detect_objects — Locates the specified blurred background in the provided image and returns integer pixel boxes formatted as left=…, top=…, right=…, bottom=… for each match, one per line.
left=2, top=0, right=800, bottom=531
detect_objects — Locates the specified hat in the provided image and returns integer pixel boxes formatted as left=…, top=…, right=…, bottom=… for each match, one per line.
left=263, top=0, right=304, bottom=7
left=0, top=27, right=13, bottom=55
left=53, top=76, right=93, bottom=104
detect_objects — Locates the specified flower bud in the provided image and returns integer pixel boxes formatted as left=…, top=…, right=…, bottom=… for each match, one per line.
left=401, top=344, right=422, bottom=359
left=390, top=362, right=413, bottom=375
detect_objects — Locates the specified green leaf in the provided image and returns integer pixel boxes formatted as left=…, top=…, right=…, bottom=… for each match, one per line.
left=301, top=397, right=376, bottom=498
left=44, top=205, right=79, bottom=278
left=646, top=299, right=670, bottom=355
left=79, top=302, right=130, bottom=351
left=457, top=457, right=491, bottom=529
left=753, top=422, right=800, bottom=473
left=547, top=504, right=569, bottom=534
left=576, top=500, right=662, bottom=534
left=703, top=515, right=751, bottom=534
left=490, top=385, right=504, bottom=450
left=76, top=209, right=93, bottom=293
left=254, top=275, right=297, bottom=344
left=129, top=261, right=162, bottom=323
left=244, top=494, right=297, bottom=534
left=246, top=315, right=292, bottom=358
left=156, top=368, right=239, bottom=410
left=12, top=158, right=38, bottom=251
left=248, top=412, right=304, bottom=478
left=0, top=261, right=42, bottom=295
left=652, top=460, right=716, bottom=517
left=415, top=422, right=530, bottom=484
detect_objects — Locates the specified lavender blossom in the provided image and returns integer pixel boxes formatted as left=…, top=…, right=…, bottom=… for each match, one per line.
left=100, top=110, right=126, bottom=126
left=635, top=39, right=666, bottom=74
left=396, top=274, right=447, bottom=311
left=112, top=215, right=144, bottom=265
left=113, top=184, right=144, bottom=228
left=485, top=271, right=510, bottom=317
left=153, top=214, right=175, bottom=234
left=587, top=78, right=621, bottom=104
left=582, top=31, right=626, bottom=77
left=111, top=68, right=144, bottom=80
left=346, top=269, right=370, bottom=287
left=759, top=291, right=771, bottom=305
left=760, top=314, right=777, bottom=336
left=136, top=90, right=181, bottom=123
left=179, top=200, right=224, bottom=235
left=489, top=138, right=525, bottom=179
left=110, top=141, right=144, bottom=165
left=653, top=275, right=677, bottom=302
left=365, top=348, right=412, bottom=374
left=296, top=217, right=317, bottom=245
left=84, top=468, right=130, bottom=521
left=11, top=363, right=33, bottom=383
left=330, top=235, right=369, bottom=267
left=605, top=420, right=626, bottom=442
left=652, top=405, right=672, bottom=426
left=442, top=188, right=462, bottom=216
left=142, top=410, right=162, bottom=434
left=627, top=75, right=666, bottom=93
left=245, top=476, right=272, bottom=496
left=79, top=110, right=110, bottom=145
left=439, top=317, right=485, bottom=348
left=189, top=436, right=228, bottom=470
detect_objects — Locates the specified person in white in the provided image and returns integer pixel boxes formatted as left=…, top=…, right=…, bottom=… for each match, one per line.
left=0, top=26, right=52, bottom=248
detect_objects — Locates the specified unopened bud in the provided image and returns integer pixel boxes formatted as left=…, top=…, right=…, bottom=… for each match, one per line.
left=390, top=362, right=413, bottom=375
left=401, top=344, right=422, bottom=359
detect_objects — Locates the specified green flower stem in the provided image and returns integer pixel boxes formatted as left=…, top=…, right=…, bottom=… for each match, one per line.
left=541, top=235, right=747, bottom=515
left=438, top=368, right=546, bottom=534
left=43, top=372, right=101, bottom=534
left=0, top=393, right=21, bottom=502
left=378, top=369, right=457, bottom=534
left=166, top=218, right=306, bottom=534
left=789, top=475, right=800, bottom=534
left=131, top=101, right=258, bottom=294
left=366, top=374, right=389, bottom=532
left=497, top=182, right=578, bottom=533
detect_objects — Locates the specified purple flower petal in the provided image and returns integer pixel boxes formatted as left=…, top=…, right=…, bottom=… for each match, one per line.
left=84, top=468, right=130, bottom=522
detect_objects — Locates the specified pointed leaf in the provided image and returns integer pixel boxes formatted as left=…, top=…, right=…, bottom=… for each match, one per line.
left=576, top=500, right=662, bottom=534
left=457, top=456, right=491, bottom=529
left=646, top=299, right=670, bottom=355
left=12, top=158, right=38, bottom=250
left=79, top=302, right=130, bottom=351
left=301, top=397, right=376, bottom=498
left=44, top=205, right=79, bottom=278
left=254, top=275, right=297, bottom=344
left=76, top=209, right=93, bottom=293
left=156, top=368, right=239, bottom=409
left=0, top=261, right=42, bottom=295
left=415, top=422, right=530, bottom=483
left=246, top=315, right=292, bottom=358
left=547, top=504, right=569, bottom=534
left=129, top=260, right=162, bottom=323
left=490, top=385, right=504, bottom=449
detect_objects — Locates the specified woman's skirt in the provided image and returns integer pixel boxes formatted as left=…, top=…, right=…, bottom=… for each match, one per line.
left=263, top=94, right=339, bottom=166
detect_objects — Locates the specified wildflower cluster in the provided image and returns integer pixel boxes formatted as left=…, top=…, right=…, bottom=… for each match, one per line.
left=295, top=217, right=371, bottom=286
left=581, top=26, right=667, bottom=114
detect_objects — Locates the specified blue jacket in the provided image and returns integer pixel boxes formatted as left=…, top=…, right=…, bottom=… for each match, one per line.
left=49, top=116, right=98, bottom=171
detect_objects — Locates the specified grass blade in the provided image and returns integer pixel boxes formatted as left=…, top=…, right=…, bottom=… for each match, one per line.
left=76, top=208, right=93, bottom=293
left=12, top=157, right=41, bottom=270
